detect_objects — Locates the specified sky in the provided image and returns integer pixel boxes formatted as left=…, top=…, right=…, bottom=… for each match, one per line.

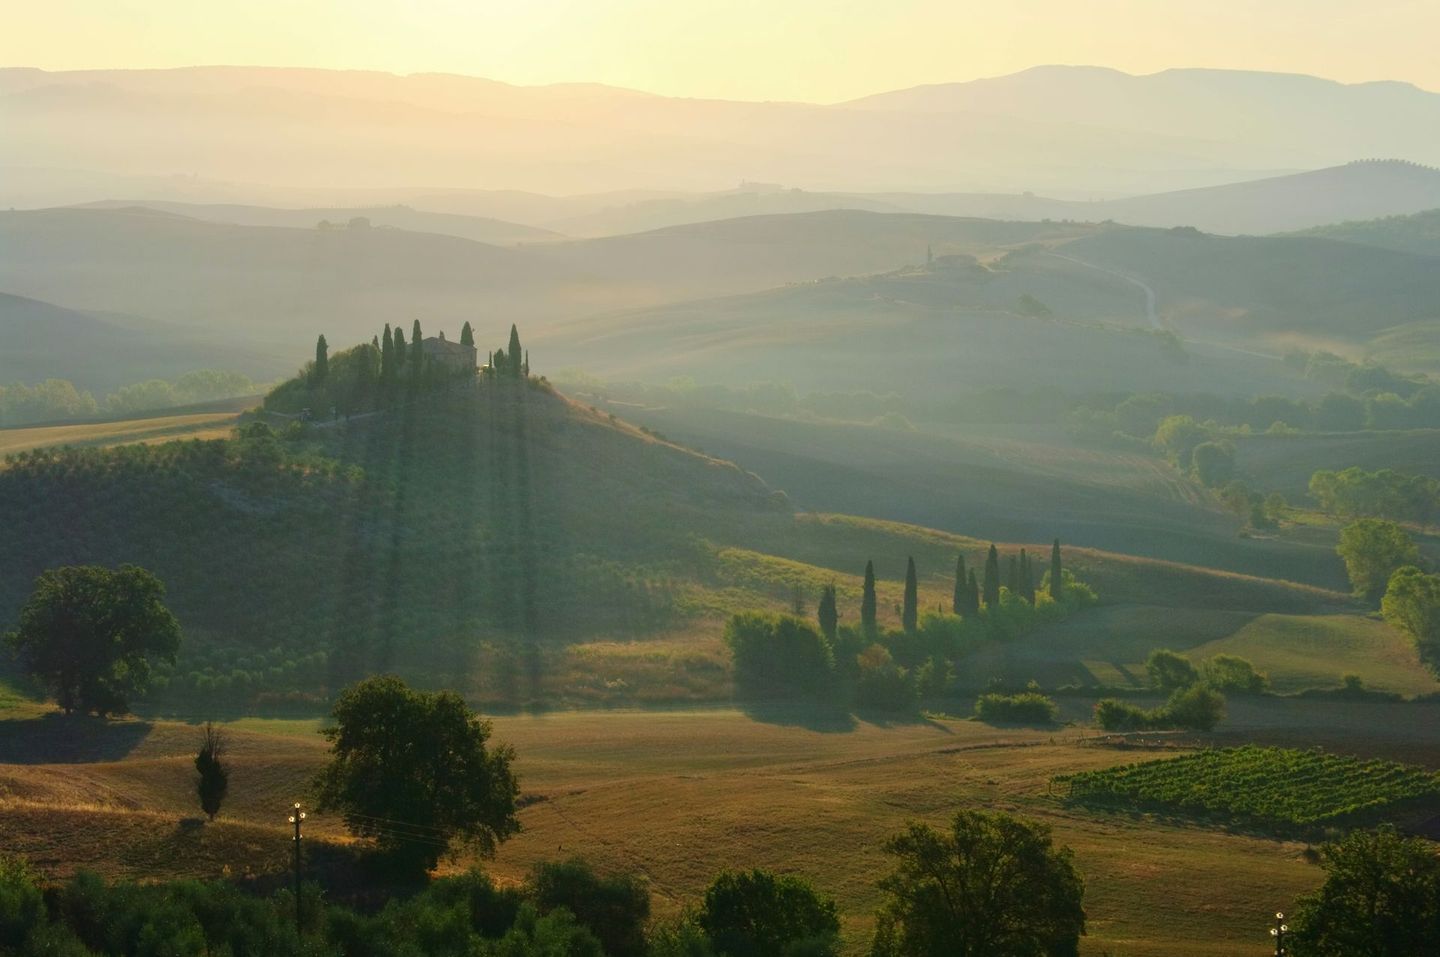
left=6, top=0, right=1439, bottom=102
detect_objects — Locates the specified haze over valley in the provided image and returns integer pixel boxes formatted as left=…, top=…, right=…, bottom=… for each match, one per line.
left=4, top=6, right=1440, bottom=955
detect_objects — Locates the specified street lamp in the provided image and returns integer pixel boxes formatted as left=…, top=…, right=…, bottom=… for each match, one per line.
left=288, top=802, right=306, bottom=933
left=1270, top=911, right=1289, bottom=956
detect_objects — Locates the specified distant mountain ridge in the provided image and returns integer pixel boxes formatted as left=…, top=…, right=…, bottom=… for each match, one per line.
left=5, top=64, right=1440, bottom=199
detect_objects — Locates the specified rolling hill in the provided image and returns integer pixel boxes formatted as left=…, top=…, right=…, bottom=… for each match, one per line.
left=1290, top=204, right=1440, bottom=257
left=536, top=162, right=1440, bottom=238
left=75, top=199, right=564, bottom=246
left=0, top=291, right=279, bottom=392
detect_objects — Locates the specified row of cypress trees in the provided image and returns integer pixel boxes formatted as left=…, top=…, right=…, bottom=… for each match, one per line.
left=816, top=540, right=1065, bottom=639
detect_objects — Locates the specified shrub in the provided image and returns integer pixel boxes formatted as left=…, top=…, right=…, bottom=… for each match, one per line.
left=697, top=869, right=840, bottom=957
left=1094, top=698, right=1153, bottom=731
left=1163, top=685, right=1226, bottom=731
left=854, top=645, right=917, bottom=712
left=1201, top=654, right=1267, bottom=693
left=974, top=692, right=1058, bottom=725
left=529, top=859, right=650, bottom=957
left=1145, top=649, right=1199, bottom=692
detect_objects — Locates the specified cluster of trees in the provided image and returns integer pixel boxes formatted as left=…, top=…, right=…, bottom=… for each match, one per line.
left=1091, top=648, right=1242, bottom=731
left=486, top=324, right=529, bottom=379
left=1310, top=467, right=1440, bottom=526
left=1066, top=363, right=1439, bottom=447
left=0, top=808, right=1091, bottom=957
left=268, top=320, right=524, bottom=416
left=1336, top=519, right=1422, bottom=601
left=0, top=370, right=260, bottom=426
left=973, top=690, right=1058, bottom=724
left=729, top=543, right=1096, bottom=712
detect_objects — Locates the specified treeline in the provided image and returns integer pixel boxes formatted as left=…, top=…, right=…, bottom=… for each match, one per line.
left=0, top=370, right=261, bottom=427
left=1310, top=467, right=1440, bottom=526
left=727, top=542, right=1097, bottom=712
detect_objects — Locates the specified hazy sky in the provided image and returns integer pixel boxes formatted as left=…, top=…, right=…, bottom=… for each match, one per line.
left=8, top=0, right=1438, bottom=102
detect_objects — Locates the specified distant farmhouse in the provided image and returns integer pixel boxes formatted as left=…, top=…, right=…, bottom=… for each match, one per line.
left=421, top=332, right=477, bottom=373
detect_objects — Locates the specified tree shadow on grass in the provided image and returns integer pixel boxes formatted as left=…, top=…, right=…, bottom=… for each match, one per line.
left=854, top=708, right=956, bottom=733
left=0, top=712, right=154, bottom=764
left=739, top=701, right=859, bottom=732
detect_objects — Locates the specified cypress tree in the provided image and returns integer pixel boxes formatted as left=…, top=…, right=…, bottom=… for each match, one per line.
left=902, top=556, right=919, bottom=633
left=966, top=569, right=981, bottom=616
left=460, top=321, right=474, bottom=348
left=410, top=319, right=424, bottom=368
left=194, top=722, right=228, bottom=822
left=371, top=334, right=380, bottom=350
left=381, top=324, right=394, bottom=378
left=1050, top=539, right=1063, bottom=602
left=817, top=584, right=838, bottom=642
left=313, top=334, right=329, bottom=383
left=983, top=545, right=1001, bottom=609
left=393, top=326, right=407, bottom=369
left=1007, top=555, right=1020, bottom=596
left=508, top=324, right=523, bottom=377
left=952, top=554, right=966, bottom=614
left=861, top=560, right=878, bottom=637
left=1019, top=549, right=1035, bottom=603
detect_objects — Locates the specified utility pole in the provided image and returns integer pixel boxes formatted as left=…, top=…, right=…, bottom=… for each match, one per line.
left=288, top=802, right=306, bottom=934
left=1270, top=911, right=1289, bottom=956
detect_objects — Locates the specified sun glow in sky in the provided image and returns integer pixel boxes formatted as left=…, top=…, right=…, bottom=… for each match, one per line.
left=7, top=0, right=1439, bottom=101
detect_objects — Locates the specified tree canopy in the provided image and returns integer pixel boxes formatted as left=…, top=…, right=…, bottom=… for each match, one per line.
left=5, top=564, right=181, bottom=716
left=871, top=810, right=1086, bottom=957
left=1289, top=826, right=1440, bottom=957
left=697, top=869, right=840, bottom=957
left=1337, top=519, right=1420, bottom=600
left=313, top=676, right=520, bottom=875
left=1381, top=565, right=1440, bottom=674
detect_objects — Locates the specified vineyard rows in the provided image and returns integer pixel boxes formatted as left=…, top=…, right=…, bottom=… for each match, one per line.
left=1056, top=746, right=1440, bottom=830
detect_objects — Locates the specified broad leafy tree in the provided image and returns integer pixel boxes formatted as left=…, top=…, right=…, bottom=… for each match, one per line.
left=1336, top=519, right=1419, bottom=601
left=5, top=564, right=181, bottom=716
left=1289, top=826, right=1440, bottom=957
left=195, top=721, right=229, bottom=821
left=871, top=811, right=1085, bottom=957
left=697, top=869, right=840, bottom=957
left=313, top=676, right=519, bottom=875
left=1382, top=565, right=1440, bottom=672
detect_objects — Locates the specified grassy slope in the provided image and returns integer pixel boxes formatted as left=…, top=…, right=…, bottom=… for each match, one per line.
left=617, top=405, right=1350, bottom=590
left=1232, top=429, right=1440, bottom=497
left=0, top=411, right=244, bottom=457
left=14, top=705, right=1440, bottom=955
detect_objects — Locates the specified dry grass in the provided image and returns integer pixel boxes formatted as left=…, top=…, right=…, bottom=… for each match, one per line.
left=8, top=703, right=1428, bottom=955
left=0, top=412, right=241, bottom=458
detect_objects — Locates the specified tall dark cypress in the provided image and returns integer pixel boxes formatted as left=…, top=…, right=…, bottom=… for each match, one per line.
left=460, top=321, right=475, bottom=347
left=381, top=325, right=395, bottom=379
left=1050, top=539, right=1063, bottom=601
left=1019, top=549, right=1035, bottom=603
left=983, top=545, right=1000, bottom=609
left=1007, top=555, right=1020, bottom=596
left=817, top=584, right=838, bottom=642
left=393, top=326, right=407, bottom=370
left=902, top=556, right=919, bottom=633
left=966, top=569, right=981, bottom=616
left=861, top=560, right=878, bottom=637
left=410, top=319, right=424, bottom=368
left=952, top=554, right=966, bottom=615
left=508, top=324, right=523, bottom=377
left=313, top=334, right=329, bottom=383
